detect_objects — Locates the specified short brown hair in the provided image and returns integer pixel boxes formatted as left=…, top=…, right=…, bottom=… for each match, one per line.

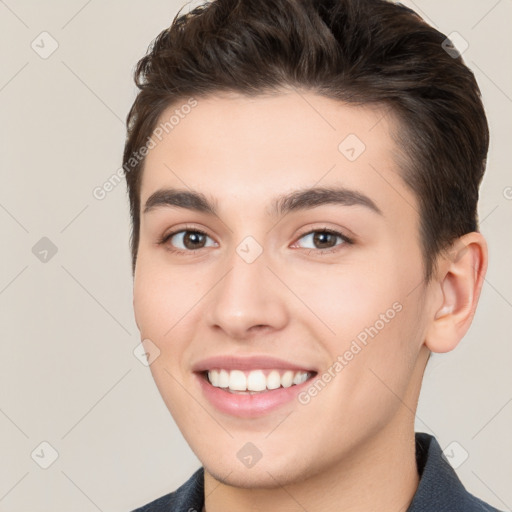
left=123, top=0, right=489, bottom=280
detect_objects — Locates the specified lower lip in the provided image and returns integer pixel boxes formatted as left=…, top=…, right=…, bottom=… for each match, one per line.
left=196, top=372, right=315, bottom=418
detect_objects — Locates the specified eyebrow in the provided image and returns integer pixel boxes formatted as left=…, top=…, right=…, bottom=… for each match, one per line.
left=143, top=186, right=382, bottom=217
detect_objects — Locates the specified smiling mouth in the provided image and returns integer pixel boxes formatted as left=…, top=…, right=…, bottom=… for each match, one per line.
left=201, top=368, right=317, bottom=394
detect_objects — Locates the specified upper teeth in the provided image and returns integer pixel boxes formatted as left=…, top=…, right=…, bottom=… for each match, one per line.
left=207, top=369, right=311, bottom=392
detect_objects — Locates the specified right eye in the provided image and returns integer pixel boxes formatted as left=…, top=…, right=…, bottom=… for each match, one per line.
left=158, top=228, right=218, bottom=254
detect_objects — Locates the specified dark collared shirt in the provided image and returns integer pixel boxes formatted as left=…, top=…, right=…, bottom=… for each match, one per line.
left=131, top=432, right=503, bottom=511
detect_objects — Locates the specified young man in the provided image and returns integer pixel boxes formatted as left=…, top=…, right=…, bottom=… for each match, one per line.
left=124, top=0, right=500, bottom=510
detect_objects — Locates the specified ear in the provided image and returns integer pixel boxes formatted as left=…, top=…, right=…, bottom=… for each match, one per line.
left=424, top=232, right=488, bottom=353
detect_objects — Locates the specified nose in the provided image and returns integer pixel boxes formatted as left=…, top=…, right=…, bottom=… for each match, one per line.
left=205, top=247, right=289, bottom=340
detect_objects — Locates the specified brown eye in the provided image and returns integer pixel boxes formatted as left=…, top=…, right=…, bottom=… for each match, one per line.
left=312, top=231, right=338, bottom=249
left=164, top=230, right=216, bottom=252
left=181, top=231, right=207, bottom=249
left=296, top=230, right=349, bottom=250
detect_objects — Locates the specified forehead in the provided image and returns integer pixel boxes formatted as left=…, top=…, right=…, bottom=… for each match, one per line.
left=139, top=90, right=415, bottom=220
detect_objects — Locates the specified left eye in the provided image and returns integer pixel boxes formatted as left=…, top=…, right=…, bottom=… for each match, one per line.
left=295, top=230, right=348, bottom=250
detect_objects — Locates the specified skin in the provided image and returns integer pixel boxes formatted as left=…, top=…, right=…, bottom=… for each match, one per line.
left=132, top=89, right=487, bottom=512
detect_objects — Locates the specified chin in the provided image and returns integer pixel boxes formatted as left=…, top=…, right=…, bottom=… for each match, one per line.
left=203, top=453, right=316, bottom=489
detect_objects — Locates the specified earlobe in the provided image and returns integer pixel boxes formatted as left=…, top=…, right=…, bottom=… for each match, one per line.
left=424, top=232, right=488, bottom=353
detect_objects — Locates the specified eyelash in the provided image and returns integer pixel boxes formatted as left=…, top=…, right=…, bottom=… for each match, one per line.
left=157, top=226, right=354, bottom=256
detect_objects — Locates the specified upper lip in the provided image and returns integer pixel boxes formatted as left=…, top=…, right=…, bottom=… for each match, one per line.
left=192, top=355, right=318, bottom=373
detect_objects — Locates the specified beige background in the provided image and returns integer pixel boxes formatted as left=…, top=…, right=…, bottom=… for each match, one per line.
left=0, top=0, right=511, bottom=510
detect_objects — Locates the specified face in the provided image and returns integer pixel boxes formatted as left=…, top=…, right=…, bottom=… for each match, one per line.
left=133, top=90, right=434, bottom=488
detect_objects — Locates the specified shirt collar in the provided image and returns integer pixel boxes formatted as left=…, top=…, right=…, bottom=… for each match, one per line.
left=407, top=432, right=499, bottom=511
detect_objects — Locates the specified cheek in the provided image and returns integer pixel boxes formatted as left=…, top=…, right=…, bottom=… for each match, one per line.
left=133, top=258, right=205, bottom=344
left=132, top=261, right=209, bottom=418
left=295, top=261, right=421, bottom=389
left=287, top=262, right=400, bottom=339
